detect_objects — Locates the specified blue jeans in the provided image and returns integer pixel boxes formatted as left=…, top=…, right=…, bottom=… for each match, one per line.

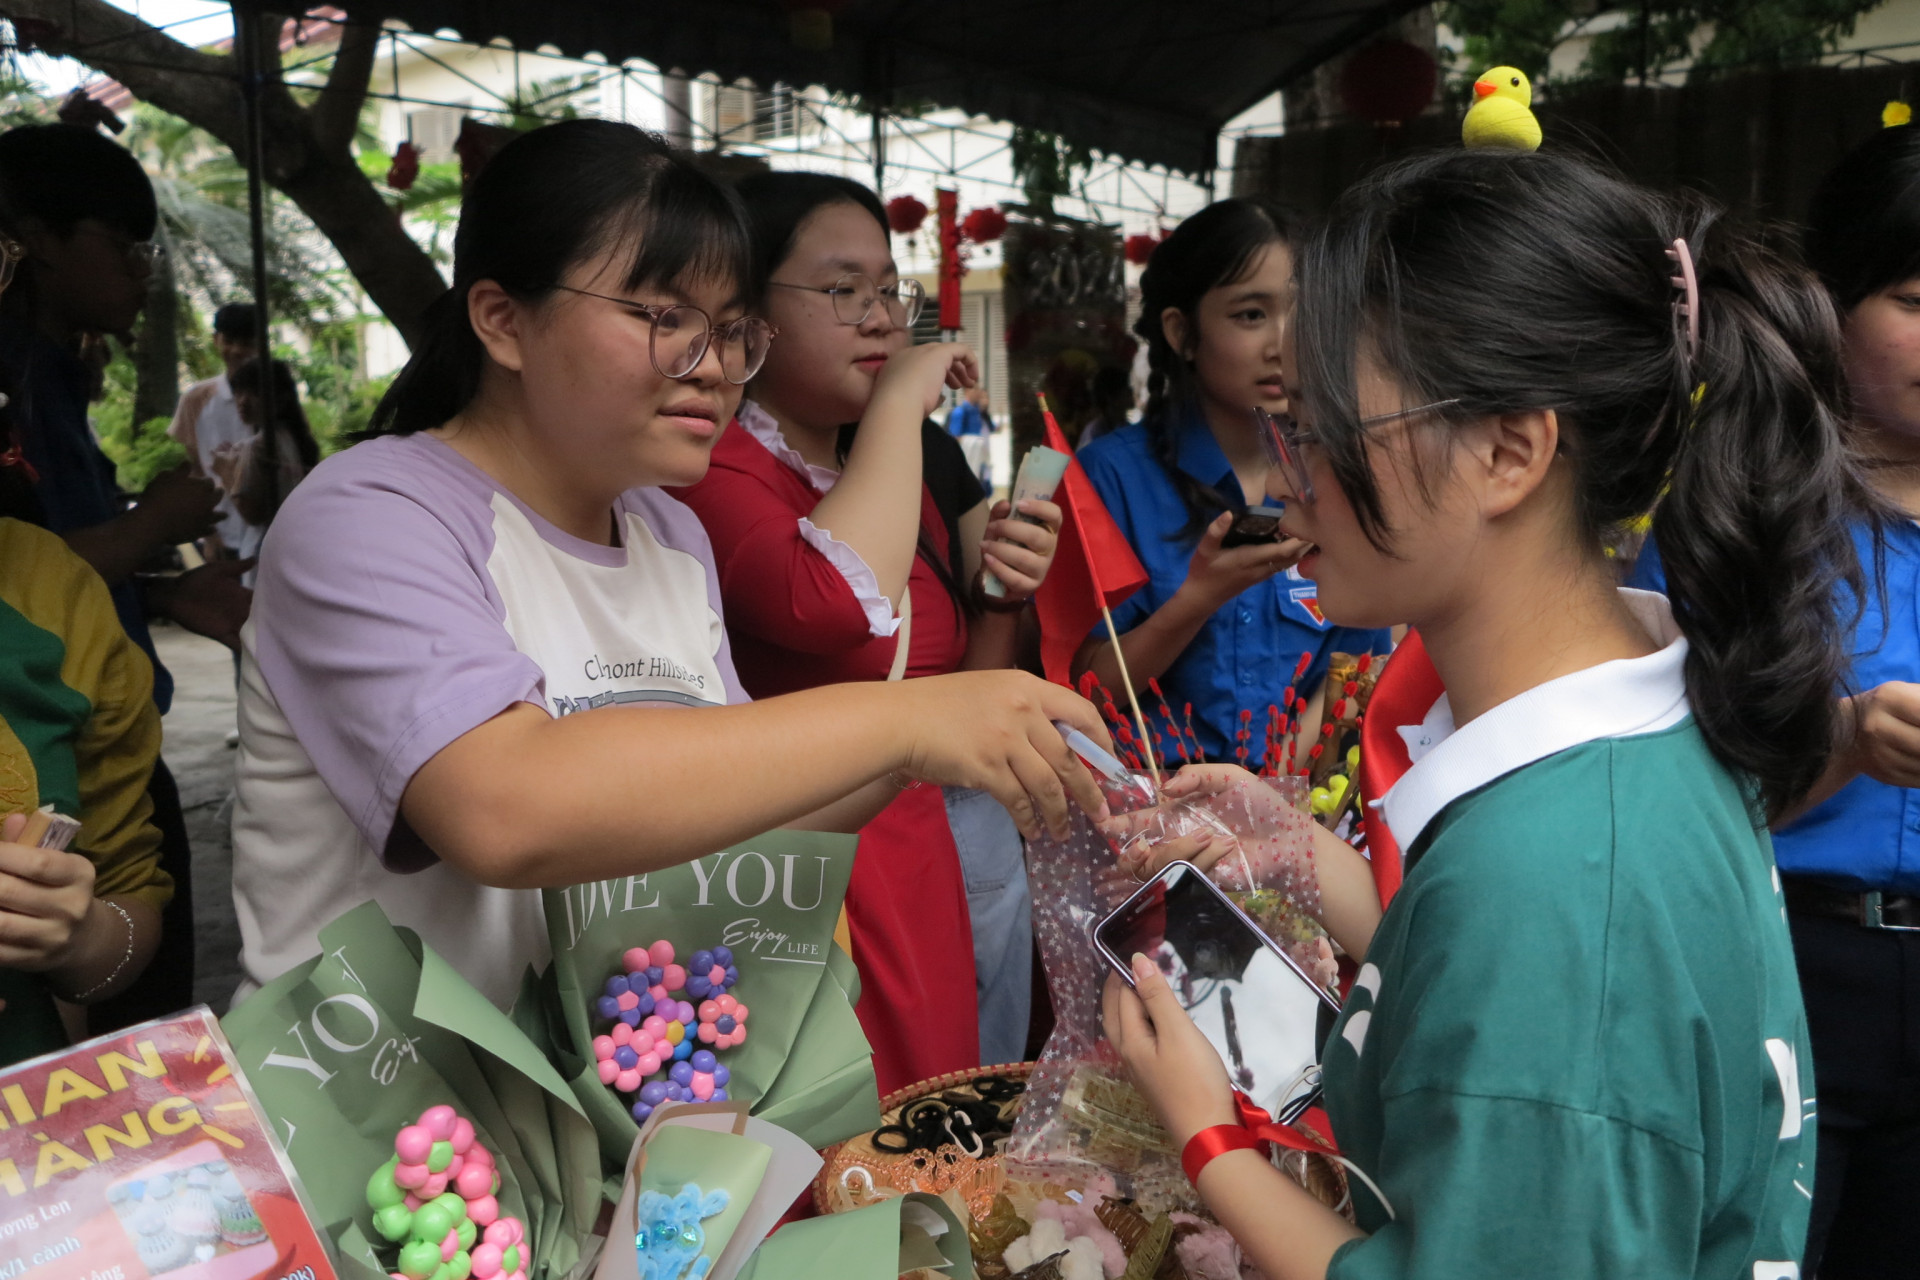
left=944, top=786, right=1032, bottom=1066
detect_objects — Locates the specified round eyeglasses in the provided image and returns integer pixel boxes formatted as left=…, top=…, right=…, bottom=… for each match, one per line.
left=554, top=285, right=777, bottom=385
left=766, top=272, right=926, bottom=328
left=1255, top=399, right=1461, bottom=504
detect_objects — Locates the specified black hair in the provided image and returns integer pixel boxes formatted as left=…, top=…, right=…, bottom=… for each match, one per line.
left=1804, top=123, right=1920, bottom=310
left=213, top=303, right=259, bottom=340
left=733, top=171, right=888, bottom=303
left=1133, top=198, right=1297, bottom=538
left=1293, top=147, right=1867, bottom=823
left=369, top=119, right=750, bottom=435
left=230, top=357, right=320, bottom=471
left=735, top=170, right=972, bottom=617
left=0, top=124, right=156, bottom=240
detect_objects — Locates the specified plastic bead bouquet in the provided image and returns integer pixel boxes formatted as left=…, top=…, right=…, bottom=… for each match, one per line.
left=591, top=941, right=746, bottom=1121
left=540, top=831, right=883, bottom=1164
left=220, top=902, right=604, bottom=1280
left=364, top=1106, right=532, bottom=1280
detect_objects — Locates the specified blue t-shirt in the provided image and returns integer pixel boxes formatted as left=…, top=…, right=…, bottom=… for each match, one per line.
left=1078, top=417, right=1389, bottom=767
left=1630, top=522, right=1920, bottom=891
left=5, top=333, right=171, bottom=713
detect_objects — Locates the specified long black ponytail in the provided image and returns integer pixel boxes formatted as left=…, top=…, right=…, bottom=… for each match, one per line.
left=1133, top=197, right=1296, bottom=539
left=1293, top=148, right=1868, bottom=823
left=369, top=120, right=749, bottom=436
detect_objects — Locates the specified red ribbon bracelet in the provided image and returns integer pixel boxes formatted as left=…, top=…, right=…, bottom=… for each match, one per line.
left=1181, top=1090, right=1339, bottom=1185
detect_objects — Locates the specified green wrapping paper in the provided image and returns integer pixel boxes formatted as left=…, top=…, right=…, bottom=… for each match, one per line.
left=541, top=832, right=880, bottom=1160
left=734, top=1194, right=976, bottom=1280
left=220, top=902, right=604, bottom=1280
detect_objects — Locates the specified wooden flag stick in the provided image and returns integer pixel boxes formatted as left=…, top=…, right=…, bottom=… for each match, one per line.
left=1100, top=598, right=1161, bottom=785
left=1038, top=392, right=1159, bottom=784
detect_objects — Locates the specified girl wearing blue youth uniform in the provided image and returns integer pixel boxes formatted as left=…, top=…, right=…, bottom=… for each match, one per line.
left=1076, top=201, right=1388, bottom=766
left=1633, top=122, right=1920, bottom=1278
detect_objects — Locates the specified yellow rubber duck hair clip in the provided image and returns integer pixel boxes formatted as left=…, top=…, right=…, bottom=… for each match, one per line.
left=1885, top=101, right=1912, bottom=128
left=1462, top=66, right=1542, bottom=151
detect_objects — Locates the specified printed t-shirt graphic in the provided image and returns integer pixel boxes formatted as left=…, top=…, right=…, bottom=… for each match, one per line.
left=231, top=434, right=745, bottom=1010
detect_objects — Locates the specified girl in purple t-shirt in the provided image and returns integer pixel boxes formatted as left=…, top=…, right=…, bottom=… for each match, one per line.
left=230, top=121, right=1107, bottom=1007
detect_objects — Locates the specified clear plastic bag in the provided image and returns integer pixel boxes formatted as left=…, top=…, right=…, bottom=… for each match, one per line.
left=1005, top=771, right=1335, bottom=1211
left=1003, top=774, right=1198, bottom=1211
left=1105, top=773, right=1331, bottom=983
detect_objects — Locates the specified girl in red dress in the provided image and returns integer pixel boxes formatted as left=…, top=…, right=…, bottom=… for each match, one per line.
left=674, top=174, right=1061, bottom=1091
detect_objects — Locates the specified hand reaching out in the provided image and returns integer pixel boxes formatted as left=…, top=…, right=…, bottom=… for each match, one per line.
left=1101, top=764, right=1319, bottom=901
left=894, top=670, right=1111, bottom=841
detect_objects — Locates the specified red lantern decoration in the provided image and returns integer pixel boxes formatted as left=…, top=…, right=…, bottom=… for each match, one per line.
left=886, top=195, right=929, bottom=235
left=937, top=189, right=963, bottom=331
left=1124, top=233, right=1161, bottom=266
left=959, top=206, right=1009, bottom=244
left=1337, top=40, right=1438, bottom=128
left=386, top=141, right=421, bottom=192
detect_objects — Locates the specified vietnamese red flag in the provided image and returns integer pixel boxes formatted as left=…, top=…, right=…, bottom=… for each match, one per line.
left=1034, top=404, right=1148, bottom=685
left=1358, top=628, right=1445, bottom=908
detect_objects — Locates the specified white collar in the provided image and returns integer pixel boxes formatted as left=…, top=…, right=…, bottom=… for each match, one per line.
left=738, top=399, right=841, bottom=495
left=1379, top=589, right=1691, bottom=851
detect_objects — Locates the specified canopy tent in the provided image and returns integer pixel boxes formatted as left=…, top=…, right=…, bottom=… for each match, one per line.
left=337, top=0, right=1428, bottom=176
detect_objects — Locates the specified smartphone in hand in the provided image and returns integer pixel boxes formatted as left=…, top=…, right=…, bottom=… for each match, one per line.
left=1095, top=861, right=1339, bottom=1123
left=1221, top=504, right=1287, bottom=549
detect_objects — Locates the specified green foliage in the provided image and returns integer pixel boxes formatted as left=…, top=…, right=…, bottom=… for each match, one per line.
left=360, top=151, right=463, bottom=266
left=1442, top=0, right=1582, bottom=82
left=121, top=103, right=360, bottom=326
left=0, top=71, right=55, bottom=129
left=92, top=345, right=188, bottom=492
left=287, top=324, right=392, bottom=455
left=502, top=72, right=597, bottom=131
left=1440, top=0, right=1882, bottom=85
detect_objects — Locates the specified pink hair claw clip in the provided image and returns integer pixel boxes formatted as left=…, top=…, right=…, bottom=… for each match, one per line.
left=1665, top=237, right=1700, bottom=363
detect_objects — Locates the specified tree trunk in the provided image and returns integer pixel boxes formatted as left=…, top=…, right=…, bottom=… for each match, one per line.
left=131, top=221, right=181, bottom=427
left=10, top=0, right=446, bottom=347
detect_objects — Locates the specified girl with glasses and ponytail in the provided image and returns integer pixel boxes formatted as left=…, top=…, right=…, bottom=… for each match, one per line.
left=673, top=172, right=1066, bottom=1090
left=228, top=122, right=1108, bottom=1012
left=1105, top=148, right=1854, bottom=1278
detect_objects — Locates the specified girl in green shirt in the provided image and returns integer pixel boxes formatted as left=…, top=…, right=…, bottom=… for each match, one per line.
left=1106, top=149, right=1867, bottom=1278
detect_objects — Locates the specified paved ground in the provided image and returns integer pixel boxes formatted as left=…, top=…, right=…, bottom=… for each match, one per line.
left=154, top=621, right=246, bottom=1013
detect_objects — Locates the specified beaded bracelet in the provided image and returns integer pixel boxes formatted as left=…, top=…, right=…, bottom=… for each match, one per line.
left=63, top=900, right=135, bottom=1002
